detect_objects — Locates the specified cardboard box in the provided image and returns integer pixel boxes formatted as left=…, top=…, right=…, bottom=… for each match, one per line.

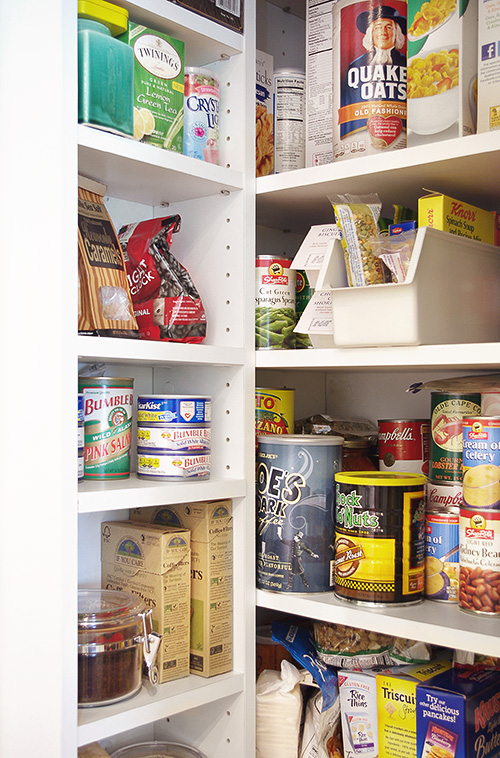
left=118, top=24, right=184, bottom=152
left=339, top=670, right=378, bottom=758
left=417, top=668, right=500, bottom=758
left=256, top=50, right=273, bottom=177
left=305, top=0, right=335, bottom=167
left=130, top=500, right=233, bottom=678
left=166, top=0, right=243, bottom=33
left=407, top=0, right=477, bottom=146
left=478, top=0, right=500, bottom=133
left=418, top=191, right=497, bottom=245
left=101, top=520, right=191, bottom=684
left=377, top=657, right=453, bottom=758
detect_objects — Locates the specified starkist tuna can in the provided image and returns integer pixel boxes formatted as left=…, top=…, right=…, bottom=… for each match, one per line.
left=333, top=0, right=408, bottom=161
left=334, top=471, right=426, bottom=605
left=137, top=395, right=211, bottom=426
left=256, top=434, right=343, bottom=593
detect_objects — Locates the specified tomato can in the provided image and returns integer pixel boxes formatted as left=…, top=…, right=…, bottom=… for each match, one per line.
left=334, top=471, right=426, bottom=605
left=78, top=376, right=134, bottom=480
left=425, top=500, right=459, bottom=603
left=429, top=391, right=481, bottom=483
left=378, top=418, right=429, bottom=475
left=255, top=256, right=297, bottom=349
left=332, top=0, right=407, bottom=161
left=255, top=387, right=295, bottom=435
left=459, top=503, right=500, bottom=615
left=256, top=434, right=343, bottom=593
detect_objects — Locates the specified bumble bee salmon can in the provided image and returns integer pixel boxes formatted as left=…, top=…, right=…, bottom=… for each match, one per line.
left=334, top=471, right=426, bottom=605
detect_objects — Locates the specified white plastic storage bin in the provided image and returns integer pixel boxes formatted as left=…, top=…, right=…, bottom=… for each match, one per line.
left=324, top=227, right=500, bottom=348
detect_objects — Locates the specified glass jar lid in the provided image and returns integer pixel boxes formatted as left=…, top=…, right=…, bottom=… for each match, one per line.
left=110, top=742, right=208, bottom=758
left=78, top=589, right=147, bottom=631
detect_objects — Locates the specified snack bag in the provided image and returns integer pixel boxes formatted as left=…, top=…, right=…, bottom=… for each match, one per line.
left=329, top=193, right=385, bottom=286
left=119, top=215, right=207, bottom=343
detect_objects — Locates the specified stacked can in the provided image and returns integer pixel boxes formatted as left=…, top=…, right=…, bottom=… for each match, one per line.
left=424, top=391, right=481, bottom=603
left=136, top=394, right=211, bottom=480
left=78, top=394, right=84, bottom=482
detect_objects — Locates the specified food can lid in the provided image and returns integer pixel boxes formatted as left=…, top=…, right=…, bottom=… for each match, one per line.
left=335, top=471, right=427, bottom=486
left=257, top=433, right=344, bottom=445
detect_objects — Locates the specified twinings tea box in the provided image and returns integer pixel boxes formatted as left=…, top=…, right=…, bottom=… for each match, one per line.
left=418, top=191, right=497, bottom=245
left=377, top=657, right=453, bottom=758
left=101, top=520, right=190, bottom=684
left=118, top=23, right=184, bottom=151
left=130, top=499, right=233, bottom=677
left=416, top=668, right=500, bottom=758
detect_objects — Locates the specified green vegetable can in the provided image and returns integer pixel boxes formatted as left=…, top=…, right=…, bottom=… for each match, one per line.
left=255, top=256, right=297, bottom=349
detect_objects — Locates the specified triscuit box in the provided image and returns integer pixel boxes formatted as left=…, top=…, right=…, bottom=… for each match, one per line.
left=416, top=668, right=500, bottom=758
left=477, top=0, right=500, bottom=132
left=339, top=670, right=378, bottom=758
left=305, top=0, right=336, bottom=167
left=407, top=0, right=477, bottom=146
left=418, top=190, right=497, bottom=244
left=377, top=657, right=453, bottom=758
left=130, top=500, right=233, bottom=678
left=256, top=50, right=274, bottom=177
left=101, top=520, right=191, bottom=684
left=118, top=23, right=184, bottom=151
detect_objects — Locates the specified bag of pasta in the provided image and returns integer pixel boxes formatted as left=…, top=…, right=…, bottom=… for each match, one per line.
left=119, top=215, right=207, bottom=343
left=329, top=193, right=385, bottom=287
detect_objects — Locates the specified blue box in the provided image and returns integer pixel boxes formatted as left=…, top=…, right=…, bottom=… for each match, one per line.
left=389, top=221, right=418, bottom=236
left=416, top=668, right=500, bottom=758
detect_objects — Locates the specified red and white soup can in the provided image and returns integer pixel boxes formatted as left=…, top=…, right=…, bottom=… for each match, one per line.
left=378, top=419, right=429, bottom=475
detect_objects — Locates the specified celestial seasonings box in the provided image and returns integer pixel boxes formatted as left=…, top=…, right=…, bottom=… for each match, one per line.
left=101, top=520, right=191, bottom=684
left=130, top=499, right=233, bottom=677
left=418, top=191, right=497, bottom=244
left=118, top=23, right=184, bottom=151
left=416, top=668, right=500, bottom=758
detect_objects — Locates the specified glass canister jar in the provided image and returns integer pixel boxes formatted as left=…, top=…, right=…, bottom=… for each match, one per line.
left=342, top=439, right=377, bottom=472
left=78, top=589, right=161, bottom=707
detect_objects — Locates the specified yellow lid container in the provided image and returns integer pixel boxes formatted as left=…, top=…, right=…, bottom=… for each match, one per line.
left=78, top=0, right=128, bottom=36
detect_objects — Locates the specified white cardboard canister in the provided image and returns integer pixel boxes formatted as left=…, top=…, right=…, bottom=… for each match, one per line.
left=273, top=69, right=306, bottom=172
left=183, top=66, right=220, bottom=164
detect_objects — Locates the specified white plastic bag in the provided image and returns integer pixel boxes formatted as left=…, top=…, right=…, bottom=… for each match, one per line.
left=256, top=660, right=304, bottom=758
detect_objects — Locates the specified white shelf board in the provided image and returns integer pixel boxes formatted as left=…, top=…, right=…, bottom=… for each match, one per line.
left=78, top=126, right=243, bottom=206
left=78, top=335, right=245, bottom=368
left=256, top=132, right=500, bottom=233
left=116, top=0, right=244, bottom=64
left=256, top=589, right=500, bottom=657
left=77, top=670, right=244, bottom=746
left=256, top=343, right=500, bottom=371
left=78, top=474, right=247, bottom=513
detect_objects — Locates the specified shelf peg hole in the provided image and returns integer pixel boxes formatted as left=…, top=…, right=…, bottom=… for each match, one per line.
left=220, top=189, right=230, bottom=196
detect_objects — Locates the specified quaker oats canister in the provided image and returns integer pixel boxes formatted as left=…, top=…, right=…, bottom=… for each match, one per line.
left=429, top=391, right=481, bottom=483
left=332, top=0, right=407, bottom=161
left=256, top=434, right=343, bottom=593
left=334, top=471, right=426, bottom=605
left=378, top=418, right=430, bottom=475
left=78, top=376, right=134, bottom=480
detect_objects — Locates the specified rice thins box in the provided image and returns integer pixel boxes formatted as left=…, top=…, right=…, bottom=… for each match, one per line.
left=418, top=190, right=498, bottom=244
left=478, top=0, right=500, bottom=132
left=416, top=668, right=500, bottom=758
left=130, top=499, right=233, bottom=678
left=101, top=520, right=191, bottom=684
left=339, top=670, right=378, bottom=758
left=118, top=23, right=184, bottom=152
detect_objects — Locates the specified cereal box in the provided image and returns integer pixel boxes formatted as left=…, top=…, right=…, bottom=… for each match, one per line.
left=118, top=23, right=184, bottom=151
left=130, top=500, right=233, bottom=678
left=256, top=50, right=273, bottom=177
left=339, top=670, right=378, bottom=758
left=101, top=520, right=191, bottom=684
left=477, top=0, right=500, bottom=132
left=416, top=668, right=500, bottom=758
left=377, top=657, right=453, bottom=758
left=418, top=191, right=497, bottom=244
left=407, top=0, right=477, bottom=146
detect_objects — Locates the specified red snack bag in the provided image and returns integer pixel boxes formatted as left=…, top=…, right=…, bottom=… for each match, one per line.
left=119, top=215, right=207, bottom=343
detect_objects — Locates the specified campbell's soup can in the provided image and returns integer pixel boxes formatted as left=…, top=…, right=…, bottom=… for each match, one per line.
left=256, top=434, right=343, bottom=592
left=255, top=387, right=295, bottom=435
left=334, top=471, right=426, bottom=605
left=425, top=498, right=460, bottom=603
left=332, top=0, right=407, bottom=161
left=429, top=391, right=481, bottom=483
left=378, top=419, right=429, bottom=475
left=459, top=503, right=500, bottom=615
left=255, top=256, right=297, bottom=349
left=78, top=376, right=134, bottom=480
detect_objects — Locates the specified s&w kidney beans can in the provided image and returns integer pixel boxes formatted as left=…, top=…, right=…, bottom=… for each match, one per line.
left=334, top=471, right=426, bottom=605
left=256, top=434, right=343, bottom=593
left=378, top=418, right=429, bottom=475
left=332, top=0, right=407, bottom=161
left=459, top=503, right=500, bottom=615
left=429, top=391, right=481, bottom=483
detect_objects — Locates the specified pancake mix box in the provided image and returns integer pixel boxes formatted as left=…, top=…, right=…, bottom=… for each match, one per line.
left=130, top=500, right=233, bottom=677
left=101, top=520, right=191, bottom=684
left=416, top=668, right=500, bottom=758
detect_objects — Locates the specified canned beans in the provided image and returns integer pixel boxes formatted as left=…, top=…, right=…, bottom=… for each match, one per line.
left=459, top=566, right=500, bottom=613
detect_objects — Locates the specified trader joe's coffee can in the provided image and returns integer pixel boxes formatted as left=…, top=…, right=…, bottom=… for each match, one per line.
left=333, top=0, right=408, bottom=161
left=255, top=256, right=297, bottom=349
left=429, top=392, right=481, bottom=483
left=378, top=419, right=429, bottom=475
left=78, top=376, right=134, bottom=480
left=334, top=471, right=426, bottom=605
left=255, top=387, right=295, bottom=435
left=256, top=434, right=343, bottom=592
